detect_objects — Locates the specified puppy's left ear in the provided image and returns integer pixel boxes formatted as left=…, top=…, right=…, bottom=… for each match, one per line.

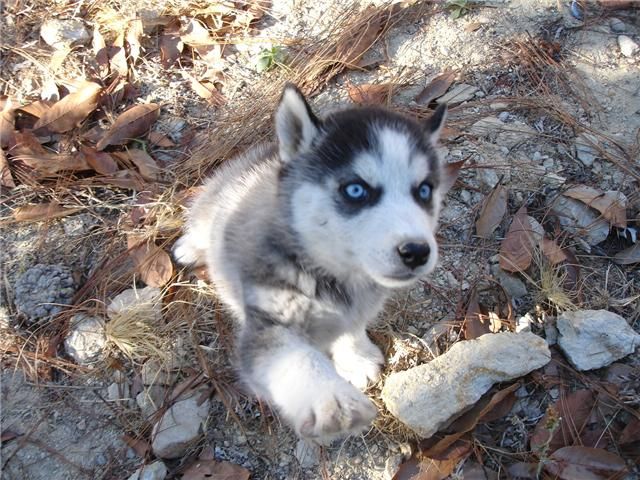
left=275, top=83, right=320, bottom=162
left=424, top=103, right=447, bottom=143
left=440, top=159, right=464, bottom=194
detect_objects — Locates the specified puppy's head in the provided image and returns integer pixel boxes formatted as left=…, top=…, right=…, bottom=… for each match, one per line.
left=276, top=83, right=460, bottom=288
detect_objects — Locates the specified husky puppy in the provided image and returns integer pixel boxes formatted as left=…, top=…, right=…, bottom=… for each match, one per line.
left=173, top=84, right=460, bottom=444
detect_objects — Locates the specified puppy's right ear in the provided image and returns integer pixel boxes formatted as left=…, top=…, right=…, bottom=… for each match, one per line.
left=275, top=83, right=320, bottom=162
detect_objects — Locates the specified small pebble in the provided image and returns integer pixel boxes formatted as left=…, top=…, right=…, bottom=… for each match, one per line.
left=609, top=17, right=626, bottom=33
left=618, top=35, right=638, bottom=58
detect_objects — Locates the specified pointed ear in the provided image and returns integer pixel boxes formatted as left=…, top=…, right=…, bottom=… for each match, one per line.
left=275, top=83, right=320, bottom=162
left=424, top=103, right=447, bottom=143
left=440, top=159, right=464, bottom=194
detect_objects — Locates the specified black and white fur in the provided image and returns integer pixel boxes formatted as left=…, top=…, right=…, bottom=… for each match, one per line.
left=173, top=84, right=460, bottom=444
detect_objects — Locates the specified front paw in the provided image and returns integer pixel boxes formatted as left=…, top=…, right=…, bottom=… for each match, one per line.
left=332, top=336, right=384, bottom=390
left=296, top=382, right=376, bottom=445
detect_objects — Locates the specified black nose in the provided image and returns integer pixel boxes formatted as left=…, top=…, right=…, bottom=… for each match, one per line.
left=397, top=242, right=430, bottom=269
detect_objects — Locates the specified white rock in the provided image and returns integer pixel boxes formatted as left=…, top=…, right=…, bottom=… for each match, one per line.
left=152, top=393, right=210, bottom=459
left=40, top=18, right=90, bottom=49
left=127, top=461, right=168, bottom=480
left=470, top=116, right=504, bottom=136
left=107, top=287, right=162, bottom=321
left=516, top=314, right=534, bottom=333
left=470, top=117, right=536, bottom=147
left=436, top=84, right=478, bottom=104
left=136, top=386, right=165, bottom=419
left=141, top=359, right=177, bottom=386
left=557, top=310, right=640, bottom=371
left=549, top=196, right=609, bottom=246
left=381, top=332, right=550, bottom=438
left=618, top=35, right=638, bottom=58
left=574, top=132, right=599, bottom=167
left=294, top=439, right=320, bottom=468
left=64, top=314, right=106, bottom=364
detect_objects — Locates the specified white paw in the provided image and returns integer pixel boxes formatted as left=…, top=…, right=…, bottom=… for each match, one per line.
left=172, top=235, right=203, bottom=266
left=295, top=381, right=376, bottom=445
left=332, top=335, right=384, bottom=390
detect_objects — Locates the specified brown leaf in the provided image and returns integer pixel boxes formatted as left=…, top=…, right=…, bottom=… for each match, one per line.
left=122, top=434, right=151, bottom=458
left=562, top=185, right=627, bottom=228
left=499, top=207, right=533, bottom=273
left=80, top=145, right=118, bottom=174
left=620, top=417, right=640, bottom=445
left=182, top=459, right=251, bottom=480
left=160, top=33, right=183, bottom=68
left=545, top=446, right=627, bottom=480
left=148, top=131, right=176, bottom=147
left=418, top=441, right=472, bottom=480
left=12, top=145, right=90, bottom=176
left=0, top=149, right=15, bottom=188
left=348, top=83, right=395, bottom=105
left=13, top=202, right=81, bottom=222
left=613, top=243, right=640, bottom=265
left=180, top=18, right=213, bottom=46
left=112, top=149, right=160, bottom=180
left=110, top=31, right=129, bottom=77
left=540, top=237, right=568, bottom=265
left=507, top=462, right=538, bottom=479
left=33, top=81, right=102, bottom=134
left=414, top=71, right=456, bottom=105
left=475, top=184, right=508, bottom=238
left=531, top=390, right=596, bottom=453
left=96, top=103, right=160, bottom=150
left=335, top=6, right=390, bottom=68
left=0, top=95, right=16, bottom=148
left=92, top=28, right=109, bottom=76
left=1, top=430, right=21, bottom=443
left=462, top=291, right=491, bottom=340
left=126, top=19, right=144, bottom=63
left=128, top=239, right=173, bottom=287
left=425, top=383, right=520, bottom=458
left=16, top=100, right=52, bottom=119
left=183, top=72, right=226, bottom=106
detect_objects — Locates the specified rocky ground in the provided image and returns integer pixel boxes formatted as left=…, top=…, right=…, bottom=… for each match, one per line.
left=1, top=1, right=639, bottom=479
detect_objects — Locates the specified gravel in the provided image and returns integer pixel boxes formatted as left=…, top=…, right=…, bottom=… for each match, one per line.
left=14, top=264, right=75, bottom=322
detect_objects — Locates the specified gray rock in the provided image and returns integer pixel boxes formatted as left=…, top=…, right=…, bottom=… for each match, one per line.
left=476, top=167, right=500, bottom=189
left=127, top=461, right=168, bottom=480
left=40, top=18, right=90, bottom=49
left=549, top=196, right=609, bottom=247
left=107, top=381, right=131, bottom=402
left=491, top=264, right=528, bottom=299
left=436, top=84, right=478, bottom=104
left=107, top=286, right=162, bottom=321
left=381, top=332, right=550, bottom=438
left=141, top=359, right=177, bottom=386
left=618, top=35, right=638, bottom=58
left=14, top=264, right=75, bottom=322
left=470, top=117, right=536, bottom=147
left=609, top=17, right=626, bottom=33
left=574, top=132, right=599, bottom=166
left=64, top=314, right=106, bottom=364
left=557, top=310, right=640, bottom=371
left=152, top=393, right=210, bottom=459
left=294, top=439, right=320, bottom=468
left=136, top=386, right=165, bottom=419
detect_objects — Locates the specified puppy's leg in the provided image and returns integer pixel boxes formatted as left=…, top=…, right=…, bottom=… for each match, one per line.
left=238, top=319, right=376, bottom=445
left=331, top=330, right=384, bottom=390
left=172, top=232, right=207, bottom=266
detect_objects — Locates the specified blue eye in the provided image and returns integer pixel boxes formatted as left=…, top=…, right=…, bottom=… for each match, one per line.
left=418, top=182, right=432, bottom=201
left=343, top=182, right=368, bottom=200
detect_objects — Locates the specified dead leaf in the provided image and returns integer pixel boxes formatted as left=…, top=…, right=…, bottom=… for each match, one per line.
left=0, top=95, right=16, bottom=148
left=613, top=243, right=640, bottom=265
left=128, top=239, right=173, bottom=287
left=16, top=100, right=52, bottom=119
left=33, top=81, right=102, bottom=133
left=475, top=184, right=508, bottom=238
left=462, top=291, right=491, bottom=340
left=112, top=149, right=160, bottom=180
left=13, top=202, right=81, bottom=222
left=160, top=32, right=183, bottom=68
left=0, top=149, right=15, bottom=188
left=12, top=145, right=90, bottom=176
left=425, top=383, right=520, bottom=458
left=545, top=446, right=627, bottom=480
left=499, top=207, right=533, bottom=273
left=80, top=145, right=118, bottom=174
left=182, top=72, right=226, bottom=106
left=182, top=459, right=251, bottom=480
left=126, top=19, right=144, bottom=63
left=110, top=31, right=129, bottom=77
left=148, top=131, right=176, bottom=147
left=540, top=237, right=569, bottom=265
left=122, top=434, right=151, bottom=458
left=348, top=83, right=395, bottom=105
left=531, top=390, right=596, bottom=453
left=417, top=441, right=472, bottom=480
left=49, top=47, right=70, bottom=72
left=1, top=430, right=21, bottom=443
left=96, top=103, right=160, bottom=150
left=562, top=185, right=627, bottom=229
left=506, top=462, right=537, bottom=479
left=180, top=18, right=213, bottom=46
left=335, top=5, right=390, bottom=68
left=620, top=417, right=640, bottom=445
left=415, top=71, right=456, bottom=105
left=92, top=28, right=109, bottom=76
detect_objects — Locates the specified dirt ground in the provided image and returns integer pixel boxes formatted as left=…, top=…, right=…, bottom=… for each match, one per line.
left=1, top=0, right=639, bottom=479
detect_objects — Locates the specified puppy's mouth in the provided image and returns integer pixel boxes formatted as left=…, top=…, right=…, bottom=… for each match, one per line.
left=385, top=273, right=415, bottom=281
